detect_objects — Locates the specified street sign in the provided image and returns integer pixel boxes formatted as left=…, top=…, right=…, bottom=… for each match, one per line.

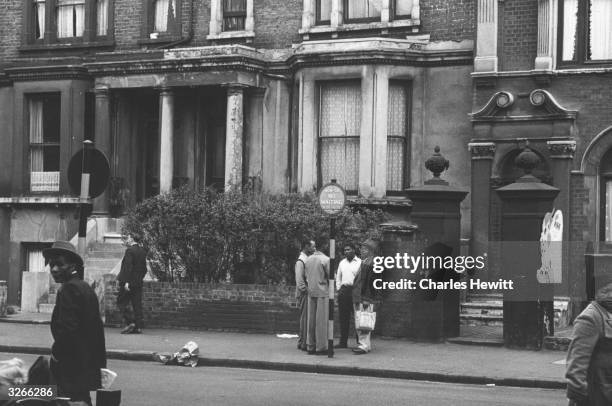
left=68, top=146, right=110, bottom=198
left=318, top=180, right=346, bottom=215
left=537, top=209, right=563, bottom=284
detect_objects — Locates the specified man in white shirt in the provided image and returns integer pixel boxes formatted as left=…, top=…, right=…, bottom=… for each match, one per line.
left=335, top=243, right=361, bottom=349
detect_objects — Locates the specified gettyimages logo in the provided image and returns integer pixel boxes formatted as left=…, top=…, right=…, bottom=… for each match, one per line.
left=372, top=253, right=487, bottom=274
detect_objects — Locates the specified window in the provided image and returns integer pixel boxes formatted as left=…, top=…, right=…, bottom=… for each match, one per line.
left=316, top=0, right=331, bottom=24
left=393, top=0, right=412, bottom=19
left=223, top=0, right=246, bottom=31
left=318, top=82, right=361, bottom=193
left=344, top=0, right=381, bottom=22
left=386, top=82, right=409, bottom=193
left=26, top=0, right=112, bottom=44
left=600, top=148, right=612, bottom=243
left=25, top=246, right=51, bottom=272
left=144, top=0, right=180, bottom=38
left=153, top=0, right=175, bottom=32
left=28, top=94, right=60, bottom=193
left=559, top=0, right=612, bottom=65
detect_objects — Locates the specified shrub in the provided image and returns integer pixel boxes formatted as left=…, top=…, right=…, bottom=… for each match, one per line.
left=122, top=186, right=387, bottom=283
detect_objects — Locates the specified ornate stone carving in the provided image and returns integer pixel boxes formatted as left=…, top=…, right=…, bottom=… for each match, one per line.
left=425, top=146, right=449, bottom=184
left=547, top=140, right=576, bottom=159
left=470, top=91, right=514, bottom=121
left=469, top=142, right=496, bottom=159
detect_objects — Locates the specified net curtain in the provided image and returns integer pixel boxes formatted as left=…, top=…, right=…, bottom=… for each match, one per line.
left=154, top=0, right=177, bottom=32
left=57, top=0, right=85, bottom=38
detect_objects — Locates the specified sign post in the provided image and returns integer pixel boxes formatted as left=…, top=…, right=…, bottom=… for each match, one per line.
left=318, top=179, right=347, bottom=358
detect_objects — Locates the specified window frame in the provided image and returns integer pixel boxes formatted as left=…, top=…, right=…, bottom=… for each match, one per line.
left=599, top=148, right=612, bottom=246
left=23, top=0, right=114, bottom=46
left=316, top=80, right=361, bottom=195
left=391, top=0, right=412, bottom=21
left=222, top=0, right=247, bottom=32
left=557, top=0, right=612, bottom=67
left=27, top=93, right=61, bottom=194
left=142, top=0, right=182, bottom=40
left=315, top=0, right=331, bottom=25
left=342, top=0, right=381, bottom=24
left=385, top=80, right=411, bottom=195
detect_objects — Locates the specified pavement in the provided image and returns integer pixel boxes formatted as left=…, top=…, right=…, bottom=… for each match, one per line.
left=0, top=313, right=568, bottom=390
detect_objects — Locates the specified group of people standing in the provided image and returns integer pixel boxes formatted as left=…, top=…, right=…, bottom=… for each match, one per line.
left=295, top=238, right=381, bottom=355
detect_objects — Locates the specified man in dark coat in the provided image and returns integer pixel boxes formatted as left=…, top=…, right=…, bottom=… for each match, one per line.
left=117, top=233, right=148, bottom=334
left=352, top=239, right=382, bottom=354
left=43, top=240, right=107, bottom=405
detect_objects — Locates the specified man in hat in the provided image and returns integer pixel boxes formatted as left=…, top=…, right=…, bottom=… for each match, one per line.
left=116, top=232, right=148, bottom=334
left=43, top=241, right=107, bottom=405
left=352, top=239, right=381, bottom=354
left=304, top=240, right=330, bottom=355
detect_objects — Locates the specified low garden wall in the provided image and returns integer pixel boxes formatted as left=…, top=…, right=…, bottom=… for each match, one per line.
left=102, top=274, right=301, bottom=333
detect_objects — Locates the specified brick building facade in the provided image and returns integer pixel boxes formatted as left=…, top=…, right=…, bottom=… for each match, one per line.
left=0, top=0, right=476, bottom=305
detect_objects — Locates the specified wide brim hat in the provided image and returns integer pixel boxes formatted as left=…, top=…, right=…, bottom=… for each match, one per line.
left=42, top=241, right=83, bottom=267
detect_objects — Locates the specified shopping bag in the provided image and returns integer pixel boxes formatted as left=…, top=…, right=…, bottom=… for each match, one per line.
left=355, top=304, right=376, bottom=331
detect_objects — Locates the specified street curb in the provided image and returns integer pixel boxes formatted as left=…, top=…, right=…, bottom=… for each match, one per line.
left=0, top=318, right=50, bottom=325
left=0, top=344, right=565, bottom=390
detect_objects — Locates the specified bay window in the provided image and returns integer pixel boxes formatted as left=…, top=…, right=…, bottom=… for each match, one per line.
left=559, top=0, right=612, bottom=64
left=344, top=0, right=381, bottom=22
left=318, top=82, right=361, bottom=193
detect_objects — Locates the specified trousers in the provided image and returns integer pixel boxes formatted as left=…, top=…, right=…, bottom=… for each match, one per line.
left=307, top=296, right=329, bottom=352
left=297, top=293, right=308, bottom=350
left=338, top=285, right=356, bottom=346
left=117, top=285, right=143, bottom=329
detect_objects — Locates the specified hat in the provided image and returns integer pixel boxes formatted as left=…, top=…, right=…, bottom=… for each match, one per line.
left=42, top=241, right=83, bottom=267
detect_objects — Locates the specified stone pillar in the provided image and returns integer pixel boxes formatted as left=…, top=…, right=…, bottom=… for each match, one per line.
left=359, top=66, right=375, bottom=197
left=159, top=87, right=174, bottom=194
left=302, top=0, right=314, bottom=29
left=547, top=140, right=576, bottom=296
left=381, top=0, right=390, bottom=23
left=468, top=142, right=495, bottom=281
left=93, top=87, right=111, bottom=214
left=535, top=0, right=556, bottom=70
left=298, top=74, right=317, bottom=192
left=331, top=0, right=342, bottom=28
left=209, top=0, right=222, bottom=35
left=245, top=0, right=254, bottom=32
left=405, top=147, right=468, bottom=338
left=496, top=147, right=559, bottom=350
left=475, top=0, right=498, bottom=72
left=372, top=66, right=389, bottom=198
left=247, top=88, right=265, bottom=181
left=224, top=85, right=245, bottom=190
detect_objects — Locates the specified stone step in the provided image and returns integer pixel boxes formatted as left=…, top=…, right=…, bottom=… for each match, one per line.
left=38, top=304, right=55, bottom=314
left=103, top=232, right=124, bottom=244
left=87, top=250, right=125, bottom=259
left=460, top=302, right=503, bottom=316
left=466, top=292, right=503, bottom=302
left=460, top=314, right=504, bottom=327
left=85, top=258, right=121, bottom=268
left=90, top=242, right=126, bottom=252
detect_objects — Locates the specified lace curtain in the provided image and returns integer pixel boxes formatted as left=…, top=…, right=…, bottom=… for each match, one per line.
left=57, top=0, right=85, bottom=38
left=27, top=249, right=49, bottom=272
left=35, top=0, right=45, bottom=39
left=223, top=0, right=246, bottom=31
left=590, top=0, right=612, bottom=60
left=348, top=0, right=382, bottom=19
left=154, top=0, right=176, bottom=32
left=319, top=83, right=361, bottom=191
left=29, top=99, right=60, bottom=192
left=97, top=0, right=108, bottom=36
left=387, top=84, right=407, bottom=191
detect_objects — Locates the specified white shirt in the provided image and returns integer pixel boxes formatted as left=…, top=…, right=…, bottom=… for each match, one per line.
left=336, top=256, right=362, bottom=290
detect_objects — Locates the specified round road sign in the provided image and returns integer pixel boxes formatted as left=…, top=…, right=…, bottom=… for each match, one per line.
left=318, top=181, right=346, bottom=215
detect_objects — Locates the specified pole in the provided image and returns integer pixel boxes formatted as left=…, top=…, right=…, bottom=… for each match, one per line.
left=328, top=216, right=336, bottom=358
left=78, top=140, right=93, bottom=256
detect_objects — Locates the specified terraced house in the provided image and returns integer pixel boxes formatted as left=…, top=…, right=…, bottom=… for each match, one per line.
left=0, top=0, right=475, bottom=306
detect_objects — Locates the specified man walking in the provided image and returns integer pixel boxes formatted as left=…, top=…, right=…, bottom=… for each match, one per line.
left=295, top=239, right=315, bottom=351
left=335, top=243, right=361, bottom=349
left=352, top=239, right=381, bottom=355
left=304, top=242, right=330, bottom=355
left=117, top=233, right=148, bottom=334
left=43, top=241, right=107, bottom=405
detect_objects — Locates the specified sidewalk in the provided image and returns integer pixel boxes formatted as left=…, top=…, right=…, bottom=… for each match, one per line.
left=0, top=318, right=567, bottom=390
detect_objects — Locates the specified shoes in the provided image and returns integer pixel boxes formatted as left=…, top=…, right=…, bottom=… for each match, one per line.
left=121, top=323, right=135, bottom=334
left=130, top=328, right=142, bottom=334
left=334, top=343, right=348, bottom=349
left=352, top=347, right=368, bottom=355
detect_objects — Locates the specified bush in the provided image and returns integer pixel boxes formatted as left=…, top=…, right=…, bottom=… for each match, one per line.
left=122, top=186, right=387, bottom=283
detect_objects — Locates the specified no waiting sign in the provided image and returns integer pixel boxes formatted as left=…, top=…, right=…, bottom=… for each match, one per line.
left=318, top=181, right=346, bottom=215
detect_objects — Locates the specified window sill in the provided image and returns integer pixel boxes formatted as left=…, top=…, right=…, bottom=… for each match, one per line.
left=138, top=36, right=183, bottom=46
left=0, top=196, right=91, bottom=206
left=299, top=19, right=419, bottom=38
left=19, top=40, right=115, bottom=52
left=206, top=31, right=255, bottom=41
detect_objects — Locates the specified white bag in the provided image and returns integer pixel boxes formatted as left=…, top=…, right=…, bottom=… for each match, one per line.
left=355, top=304, right=376, bottom=331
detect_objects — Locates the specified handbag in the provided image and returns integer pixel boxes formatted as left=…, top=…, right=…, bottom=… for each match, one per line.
left=355, top=304, right=376, bottom=331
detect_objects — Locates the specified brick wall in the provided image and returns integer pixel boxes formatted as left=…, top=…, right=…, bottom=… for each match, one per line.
left=421, top=0, right=476, bottom=42
left=0, top=0, right=22, bottom=63
left=253, top=0, right=302, bottom=49
left=103, top=274, right=301, bottom=333
left=499, top=0, right=538, bottom=71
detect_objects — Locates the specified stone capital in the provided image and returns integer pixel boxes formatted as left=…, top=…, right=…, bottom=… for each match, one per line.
left=93, top=87, right=110, bottom=98
left=468, top=142, right=496, bottom=160
left=547, top=140, right=576, bottom=159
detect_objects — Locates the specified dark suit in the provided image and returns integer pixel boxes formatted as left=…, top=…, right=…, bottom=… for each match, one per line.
left=116, top=244, right=148, bottom=329
left=51, top=278, right=106, bottom=403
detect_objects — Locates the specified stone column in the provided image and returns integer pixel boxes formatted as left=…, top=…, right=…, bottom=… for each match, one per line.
left=247, top=88, right=265, bottom=182
left=373, top=66, right=389, bottom=198
left=535, top=0, right=556, bottom=70
left=159, top=87, right=174, bottom=194
left=468, top=142, right=495, bottom=279
left=224, top=85, right=245, bottom=190
left=209, top=0, right=222, bottom=36
left=475, top=0, right=499, bottom=72
left=381, top=0, right=390, bottom=23
left=547, top=140, right=576, bottom=296
left=331, top=0, right=343, bottom=28
left=302, top=0, right=314, bottom=29
left=298, top=74, right=317, bottom=192
left=245, top=0, right=254, bottom=32
left=359, top=66, right=375, bottom=197
left=93, top=87, right=111, bottom=214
